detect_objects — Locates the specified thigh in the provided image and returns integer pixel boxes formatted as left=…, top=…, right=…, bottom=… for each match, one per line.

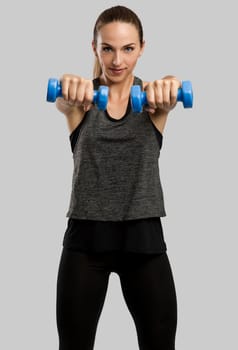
left=56, top=247, right=110, bottom=350
left=119, top=252, right=177, bottom=350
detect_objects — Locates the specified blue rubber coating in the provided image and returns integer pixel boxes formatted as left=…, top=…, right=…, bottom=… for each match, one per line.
left=130, top=80, right=193, bottom=112
left=46, top=78, right=109, bottom=110
left=47, top=78, right=62, bottom=102
left=94, top=86, right=109, bottom=110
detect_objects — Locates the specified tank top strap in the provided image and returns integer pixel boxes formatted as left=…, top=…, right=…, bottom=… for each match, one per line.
left=133, top=76, right=143, bottom=88
left=93, top=78, right=100, bottom=90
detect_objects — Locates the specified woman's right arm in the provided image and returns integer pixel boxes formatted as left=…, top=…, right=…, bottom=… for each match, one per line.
left=55, top=74, right=94, bottom=133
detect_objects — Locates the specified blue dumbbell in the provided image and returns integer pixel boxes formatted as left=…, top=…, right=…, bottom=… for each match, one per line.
left=130, top=80, right=193, bottom=113
left=46, top=78, right=109, bottom=110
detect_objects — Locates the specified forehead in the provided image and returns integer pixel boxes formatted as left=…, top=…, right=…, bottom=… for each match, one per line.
left=97, top=21, right=139, bottom=43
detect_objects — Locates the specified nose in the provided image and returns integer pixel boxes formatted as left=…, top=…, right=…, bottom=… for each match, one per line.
left=112, top=51, right=122, bottom=66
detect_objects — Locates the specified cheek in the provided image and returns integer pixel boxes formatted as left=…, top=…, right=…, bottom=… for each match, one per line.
left=98, top=53, right=109, bottom=66
left=127, top=54, right=139, bottom=66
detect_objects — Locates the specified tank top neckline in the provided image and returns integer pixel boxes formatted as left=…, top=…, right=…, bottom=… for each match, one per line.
left=93, top=76, right=142, bottom=123
left=105, top=97, right=131, bottom=122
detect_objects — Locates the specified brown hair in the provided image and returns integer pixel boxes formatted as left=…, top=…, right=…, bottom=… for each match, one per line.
left=92, top=5, right=144, bottom=78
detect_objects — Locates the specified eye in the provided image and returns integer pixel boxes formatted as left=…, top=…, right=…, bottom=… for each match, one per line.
left=124, top=46, right=134, bottom=52
left=102, top=46, right=112, bottom=52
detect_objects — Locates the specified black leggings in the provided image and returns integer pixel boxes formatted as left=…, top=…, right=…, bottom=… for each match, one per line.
left=56, top=248, right=177, bottom=350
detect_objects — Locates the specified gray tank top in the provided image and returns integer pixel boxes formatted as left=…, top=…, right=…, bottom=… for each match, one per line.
left=66, top=76, right=166, bottom=221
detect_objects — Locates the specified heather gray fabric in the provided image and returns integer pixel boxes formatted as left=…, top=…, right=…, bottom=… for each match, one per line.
left=66, top=77, right=166, bottom=221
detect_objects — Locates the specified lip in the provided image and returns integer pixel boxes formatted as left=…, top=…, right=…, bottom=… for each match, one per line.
left=109, top=68, right=126, bottom=75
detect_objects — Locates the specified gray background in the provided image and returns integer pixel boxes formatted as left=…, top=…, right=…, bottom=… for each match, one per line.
left=1, top=0, right=237, bottom=349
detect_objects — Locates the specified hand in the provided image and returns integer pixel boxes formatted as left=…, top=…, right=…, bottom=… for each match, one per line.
left=56, top=74, right=94, bottom=115
left=144, top=76, right=181, bottom=115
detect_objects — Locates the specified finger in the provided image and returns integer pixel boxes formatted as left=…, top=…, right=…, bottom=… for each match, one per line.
left=144, top=106, right=156, bottom=114
left=83, top=82, right=94, bottom=110
left=61, top=76, right=70, bottom=101
left=154, top=81, right=163, bottom=109
left=170, top=79, right=178, bottom=106
left=162, top=80, right=171, bottom=108
left=145, top=83, right=156, bottom=109
left=68, top=78, right=79, bottom=103
left=75, top=83, right=86, bottom=106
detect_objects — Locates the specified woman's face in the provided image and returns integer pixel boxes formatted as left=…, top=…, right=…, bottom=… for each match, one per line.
left=93, top=21, right=145, bottom=83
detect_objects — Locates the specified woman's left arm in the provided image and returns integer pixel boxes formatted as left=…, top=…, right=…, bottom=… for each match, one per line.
left=143, top=76, right=181, bottom=134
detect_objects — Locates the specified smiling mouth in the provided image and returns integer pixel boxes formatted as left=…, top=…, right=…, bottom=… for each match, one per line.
left=109, top=68, right=126, bottom=73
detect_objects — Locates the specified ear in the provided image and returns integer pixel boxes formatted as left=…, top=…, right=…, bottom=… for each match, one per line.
left=92, top=40, right=97, bottom=56
left=139, top=40, right=145, bottom=57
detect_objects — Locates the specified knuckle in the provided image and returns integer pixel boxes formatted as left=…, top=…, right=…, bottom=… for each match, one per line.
left=71, top=77, right=79, bottom=84
left=62, top=74, right=73, bottom=83
left=163, top=79, right=170, bottom=87
left=146, top=82, right=153, bottom=90
left=61, top=74, right=69, bottom=81
left=170, top=79, right=176, bottom=87
left=86, top=79, right=93, bottom=88
left=154, top=80, right=162, bottom=88
left=72, top=76, right=83, bottom=85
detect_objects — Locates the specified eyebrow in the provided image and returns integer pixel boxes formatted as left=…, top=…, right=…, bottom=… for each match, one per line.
left=100, top=42, right=136, bottom=47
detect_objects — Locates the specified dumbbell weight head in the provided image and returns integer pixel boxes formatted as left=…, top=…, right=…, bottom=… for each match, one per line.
left=46, top=78, right=109, bottom=110
left=94, top=86, right=109, bottom=110
left=47, top=78, right=62, bottom=103
left=177, top=81, right=193, bottom=108
left=129, top=85, right=144, bottom=114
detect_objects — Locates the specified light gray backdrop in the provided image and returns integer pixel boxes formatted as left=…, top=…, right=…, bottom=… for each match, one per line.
left=1, top=0, right=237, bottom=349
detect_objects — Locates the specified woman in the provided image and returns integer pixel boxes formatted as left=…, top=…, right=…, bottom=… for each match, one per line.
left=56, top=5, right=180, bottom=350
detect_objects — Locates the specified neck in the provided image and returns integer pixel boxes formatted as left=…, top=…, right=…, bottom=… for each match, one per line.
left=99, top=74, right=134, bottom=100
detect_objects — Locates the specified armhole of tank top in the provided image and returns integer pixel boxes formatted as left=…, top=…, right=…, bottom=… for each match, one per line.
left=150, top=120, right=163, bottom=150
left=69, top=113, right=89, bottom=153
